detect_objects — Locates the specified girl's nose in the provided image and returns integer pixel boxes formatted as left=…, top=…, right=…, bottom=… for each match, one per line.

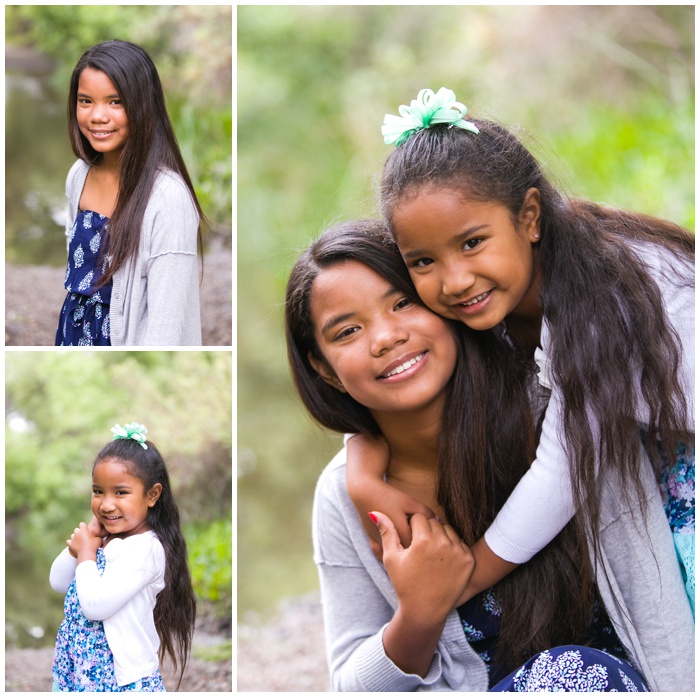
left=441, top=261, right=476, bottom=298
left=370, top=319, right=409, bottom=357
left=90, top=105, right=109, bottom=122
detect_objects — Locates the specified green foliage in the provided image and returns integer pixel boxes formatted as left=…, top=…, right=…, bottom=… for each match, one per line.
left=186, top=519, right=233, bottom=615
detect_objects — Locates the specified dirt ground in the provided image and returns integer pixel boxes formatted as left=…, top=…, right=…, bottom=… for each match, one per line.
left=6, top=626, right=232, bottom=692
left=5, top=238, right=232, bottom=347
left=237, top=592, right=330, bottom=692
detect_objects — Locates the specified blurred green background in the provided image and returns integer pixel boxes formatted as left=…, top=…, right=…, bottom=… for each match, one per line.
left=6, top=351, right=232, bottom=649
left=237, top=5, right=694, bottom=624
left=5, top=5, right=232, bottom=267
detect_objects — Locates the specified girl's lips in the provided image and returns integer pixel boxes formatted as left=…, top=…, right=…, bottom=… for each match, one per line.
left=378, top=351, right=427, bottom=382
left=452, top=289, right=493, bottom=316
left=89, top=130, right=115, bottom=139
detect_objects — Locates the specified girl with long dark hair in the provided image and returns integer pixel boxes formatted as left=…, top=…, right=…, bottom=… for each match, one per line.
left=348, top=88, right=694, bottom=616
left=56, top=40, right=204, bottom=346
left=286, top=221, right=692, bottom=691
left=50, top=423, right=196, bottom=691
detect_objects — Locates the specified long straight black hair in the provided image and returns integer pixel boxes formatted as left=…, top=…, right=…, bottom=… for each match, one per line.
left=68, top=40, right=204, bottom=286
left=94, top=438, right=197, bottom=689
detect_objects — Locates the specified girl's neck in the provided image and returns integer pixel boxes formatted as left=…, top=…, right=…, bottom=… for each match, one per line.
left=372, top=403, right=443, bottom=514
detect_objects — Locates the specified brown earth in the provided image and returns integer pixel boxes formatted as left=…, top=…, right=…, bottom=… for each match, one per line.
left=6, top=626, right=232, bottom=692
left=5, top=238, right=232, bottom=347
left=237, top=592, right=330, bottom=692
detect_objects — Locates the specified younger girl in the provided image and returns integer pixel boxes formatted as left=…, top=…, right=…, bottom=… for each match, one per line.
left=56, top=40, right=204, bottom=346
left=50, top=423, right=197, bottom=691
left=349, top=88, right=694, bottom=612
left=286, top=220, right=691, bottom=691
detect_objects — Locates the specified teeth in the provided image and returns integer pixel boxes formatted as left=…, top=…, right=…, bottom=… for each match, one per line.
left=383, top=352, right=425, bottom=378
left=463, top=291, right=489, bottom=307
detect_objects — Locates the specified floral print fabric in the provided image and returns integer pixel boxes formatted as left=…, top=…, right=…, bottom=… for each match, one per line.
left=491, top=646, right=648, bottom=692
left=55, top=210, right=112, bottom=346
left=458, top=590, right=632, bottom=689
left=658, top=439, right=695, bottom=615
left=51, top=548, right=165, bottom=692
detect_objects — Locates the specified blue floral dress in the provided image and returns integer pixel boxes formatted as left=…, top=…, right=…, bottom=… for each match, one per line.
left=55, top=209, right=112, bottom=346
left=51, top=548, right=165, bottom=692
left=657, top=439, right=695, bottom=615
left=458, top=589, right=648, bottom=691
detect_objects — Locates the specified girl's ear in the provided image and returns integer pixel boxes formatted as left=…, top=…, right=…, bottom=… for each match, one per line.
left=519, top=187, right=542, bottom=243
left=307, top=352, right=347, bottom=393
left=147, top=482, right=163, bottom=507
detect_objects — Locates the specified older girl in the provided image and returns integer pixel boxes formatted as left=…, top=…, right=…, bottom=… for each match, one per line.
left=56, top=40, right=203, bottom=346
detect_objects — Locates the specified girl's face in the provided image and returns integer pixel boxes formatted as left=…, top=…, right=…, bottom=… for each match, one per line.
left=91, top=458, right=161, bottom=539
left=391, top=187, right=542, bottom=332
left=309, top=260, right=458, bottom=416
left=76, top=67, right=129, bottom=161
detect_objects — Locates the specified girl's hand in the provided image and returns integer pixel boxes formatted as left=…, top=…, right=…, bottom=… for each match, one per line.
left=87, top=515, right=108, bottom=538
left=67, top=522, right=102, bottom=561
left=346, top=435, right=435, bottom=548
left=371, top=511, right=474, bottom=626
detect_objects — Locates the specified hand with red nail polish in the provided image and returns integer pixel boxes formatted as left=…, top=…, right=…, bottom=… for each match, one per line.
left=367, top=510, right=474, bottom=676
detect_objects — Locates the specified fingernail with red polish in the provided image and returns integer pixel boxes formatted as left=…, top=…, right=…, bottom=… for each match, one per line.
left=368, top=512, right=379, bottom=525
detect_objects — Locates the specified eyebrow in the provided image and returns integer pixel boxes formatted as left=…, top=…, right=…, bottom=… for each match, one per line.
left=77, top=92, right=120, bottom=99
left=320, top=287, right=401, bottom=336
left=92, top=483, right=133, bottom=489
left=402, top=224, right=488, bottom=260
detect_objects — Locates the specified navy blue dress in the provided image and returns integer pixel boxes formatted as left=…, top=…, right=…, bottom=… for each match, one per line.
left=458, top=589, right=649, bottom=691
left=55, top=210, right=112, bottom=346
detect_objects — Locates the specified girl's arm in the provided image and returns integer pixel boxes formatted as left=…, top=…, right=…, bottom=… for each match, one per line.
left=49, top=548, right=78, bottom=593
left=346, top=434, right=436, bottom=548
left=314, top=457, right=475, bottom=691
left=142, top=173, right=201, bottom=346
left=74, top=534, right=165, bottom=621
left=371, top=512, right=474, bottom=677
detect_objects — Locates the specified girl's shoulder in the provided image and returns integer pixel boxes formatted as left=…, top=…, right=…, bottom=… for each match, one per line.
left=148, top=167, right=197, bottom=212
left=104, top=530, right=165, bottom=566
left=65, top=159, right=90, bottom=196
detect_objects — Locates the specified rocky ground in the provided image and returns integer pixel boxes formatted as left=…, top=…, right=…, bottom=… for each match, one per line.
left=6, top=623, right=232, bottom=692
left=5, top=238, right=232, bottom=347
left=237, top=592, right=330, bottom=692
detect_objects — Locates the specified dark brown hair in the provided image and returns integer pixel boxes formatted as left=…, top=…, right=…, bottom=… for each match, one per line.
left=94, top=438, right=196, bottom=689
left=68, top=40, right=204, bottom=286
left=381, top=120, right=694, bottom=552
left=285, top=220, right=602, bottom=671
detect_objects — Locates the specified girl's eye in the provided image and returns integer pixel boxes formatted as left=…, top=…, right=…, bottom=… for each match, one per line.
left=334, top=326, right=359, bottom=341
left=394, top=297, right=412, bottom=311
left=412, top=257, right=434, bottom=268
left=110, top=99, right=122, bottom=106
left=462, top=238, right=483, bottom=251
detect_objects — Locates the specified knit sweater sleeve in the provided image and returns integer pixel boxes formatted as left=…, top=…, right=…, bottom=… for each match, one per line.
left=140, top=170, right=201, bottom=346
left=313, top=452, right=457, bottom=691
left=74, top=534, right=165, bottom=621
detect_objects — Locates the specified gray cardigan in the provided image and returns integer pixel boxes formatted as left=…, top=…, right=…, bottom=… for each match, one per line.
left=64, top=159, right=202, bottom=346
left=312, top=447, right=694, bottom=691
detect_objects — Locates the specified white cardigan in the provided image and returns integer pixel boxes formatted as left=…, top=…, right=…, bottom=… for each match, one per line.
left=485, top=241, right=694, bottom=563
left=50, top=530, right=166, bottom=686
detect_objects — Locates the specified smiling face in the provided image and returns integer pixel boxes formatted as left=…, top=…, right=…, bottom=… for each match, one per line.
left=391, top=187, right=543, bottom=333
left=91, top=458, right=161, bottom=539
left=309, top=260, right=458, bottom=417
left=76, top=67, right=129, bottom=163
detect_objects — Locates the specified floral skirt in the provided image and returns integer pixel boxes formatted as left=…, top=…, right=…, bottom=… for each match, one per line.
left=51, top=548, right=164, bottom=692
left=490, top=646, right=648, bottom=692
